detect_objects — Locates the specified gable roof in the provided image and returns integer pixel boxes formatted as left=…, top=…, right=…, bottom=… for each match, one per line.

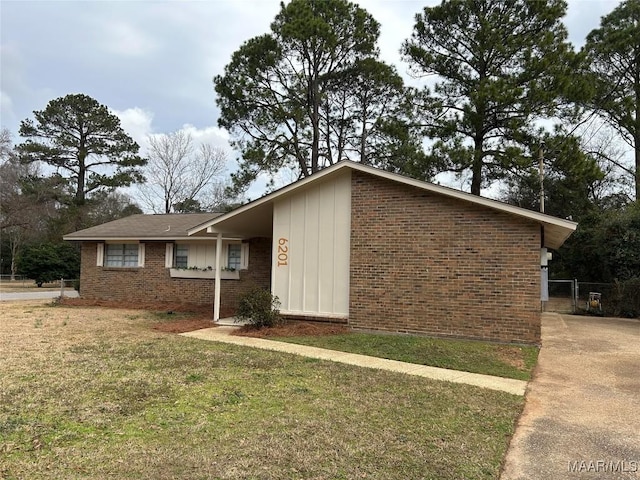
left=189, top=160, right=577, bottom=250
left=63, top=213, right=223, bottom=241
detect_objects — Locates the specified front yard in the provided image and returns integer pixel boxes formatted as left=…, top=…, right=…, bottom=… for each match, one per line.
left=1, top=301, right=524, bottom=479
left=267, top=330, right=539, bottom=380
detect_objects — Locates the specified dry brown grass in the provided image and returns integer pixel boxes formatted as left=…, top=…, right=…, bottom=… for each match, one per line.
left=1, top=300, right=150, bottom=364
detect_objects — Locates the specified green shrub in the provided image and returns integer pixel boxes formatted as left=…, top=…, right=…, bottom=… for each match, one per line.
left=236, top=288, right=282, bottom=328
left=17, top=242, right=80, bottom=287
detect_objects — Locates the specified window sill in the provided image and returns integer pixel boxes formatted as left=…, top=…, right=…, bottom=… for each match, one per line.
left=169, top=268, right=239, bottom=280
left=102, top=267, right=140, bottom=272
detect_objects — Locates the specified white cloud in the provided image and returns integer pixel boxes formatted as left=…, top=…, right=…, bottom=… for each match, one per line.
left=112, top=107, right=154, bottom=148
left=179, top=123, right=230, bottom=146
left=114, top=113, right=236, bottom=190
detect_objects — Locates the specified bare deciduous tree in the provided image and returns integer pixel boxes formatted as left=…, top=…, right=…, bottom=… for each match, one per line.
left=574, top=118, right=636, bottom=206
left=137, top=131, right=227, bottom=213
left=1, top=128, right=58, bottom=279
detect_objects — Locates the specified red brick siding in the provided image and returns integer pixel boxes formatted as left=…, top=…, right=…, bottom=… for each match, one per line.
left=349, top=171, right=541, bottom=344
left=79, top=237, right=272, bottom=317
left=220, top=237, right=272, bottom=317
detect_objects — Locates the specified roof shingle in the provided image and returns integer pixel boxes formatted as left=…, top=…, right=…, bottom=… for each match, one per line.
left=64, top=213, right=222, bottom=240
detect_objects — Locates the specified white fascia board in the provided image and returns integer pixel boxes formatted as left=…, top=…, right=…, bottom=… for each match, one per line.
left=345, top=162, right=578, bottom=231
left=62, top=236, right=239, bottom=242
left=187, top=160, right=578, bottom=236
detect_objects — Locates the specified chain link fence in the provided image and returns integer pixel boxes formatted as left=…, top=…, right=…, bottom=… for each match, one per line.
left=0, top=274, right=31, bottom=287
left=547, top=279, right=577, bottom=313
left=546, top=279, right=640, bottom=318
left=0, top=275, right=78, bottom=289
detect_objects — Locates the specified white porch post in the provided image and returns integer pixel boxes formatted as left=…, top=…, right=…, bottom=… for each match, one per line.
left=213, top=232, right=222, bottom=322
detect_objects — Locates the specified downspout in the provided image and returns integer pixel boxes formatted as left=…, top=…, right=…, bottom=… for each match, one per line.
left=213, top=232, right=222, bottom=322
left=540, top=226, right=548, bottom=309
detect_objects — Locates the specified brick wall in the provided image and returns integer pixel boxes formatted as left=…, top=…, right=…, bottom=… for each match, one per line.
left=349, top=171, right=541, bottom=344
left=220, top=237, right=272, bottom=317
left=79, top=237, right=272, bottom=317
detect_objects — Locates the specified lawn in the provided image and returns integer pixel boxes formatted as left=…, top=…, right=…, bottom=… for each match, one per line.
left=270, top=331, right=539, bottom=380
left=1, top=301, right=524, bottom=479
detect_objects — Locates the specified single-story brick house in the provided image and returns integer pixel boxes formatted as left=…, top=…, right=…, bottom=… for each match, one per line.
left=64, top=160, right=577, bottom=344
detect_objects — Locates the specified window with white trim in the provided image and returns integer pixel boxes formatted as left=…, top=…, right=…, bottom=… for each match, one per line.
left=169, top=243, right=215, bottom=269
left=165, top=242, right=248, bottom=270
left=227, top=244, right=241, bottom=270
left=105, top=244, right=139, bottom=267
left=174, top=245, right=189, bottom=268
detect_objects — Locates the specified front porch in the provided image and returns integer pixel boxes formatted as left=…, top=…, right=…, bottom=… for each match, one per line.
left=215, top=317, right=250, bottom=326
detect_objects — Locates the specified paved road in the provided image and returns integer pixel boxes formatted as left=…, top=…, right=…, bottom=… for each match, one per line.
left=501, top=313, right=640, bottom=480
left=0, top=290, right=79, bottom=301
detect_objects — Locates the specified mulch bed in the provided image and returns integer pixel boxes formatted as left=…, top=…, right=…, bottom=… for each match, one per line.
left=58, top=297, right=215, bottom=333
left=56, top=298, right=348, bottom=337
left=150, top=319, right=349, bottom=336
left=58, top=297, right=211, bottom=315
left=233, top=321, right=350, bottom=338
left=153, top=319, right=217, bottom=334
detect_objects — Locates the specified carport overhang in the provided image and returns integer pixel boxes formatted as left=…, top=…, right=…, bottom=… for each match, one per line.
left=200, top=201, right=274, bottom=238
left=187, top=164, right=352, bottom=239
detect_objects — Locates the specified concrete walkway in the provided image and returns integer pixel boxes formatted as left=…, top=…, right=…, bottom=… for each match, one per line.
left=501, top=313, right=640, bottom=479
left=181, top=326, right=528, bottom=396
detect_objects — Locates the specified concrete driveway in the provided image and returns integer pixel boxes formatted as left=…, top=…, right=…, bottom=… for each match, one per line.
left=501, top=313, right=640, bottom=479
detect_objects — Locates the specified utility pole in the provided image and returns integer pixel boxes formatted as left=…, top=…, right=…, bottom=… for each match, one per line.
left=539, top=142, right=548, bottom=312
left=539, top=143, right=545, bottom=213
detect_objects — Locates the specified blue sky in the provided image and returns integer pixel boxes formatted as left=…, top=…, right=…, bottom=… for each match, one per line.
left=0, top=0, right=622, bottom=200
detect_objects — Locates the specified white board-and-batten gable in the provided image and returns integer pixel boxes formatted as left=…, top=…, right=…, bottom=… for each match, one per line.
left=272, top=170, right=351, bottom=318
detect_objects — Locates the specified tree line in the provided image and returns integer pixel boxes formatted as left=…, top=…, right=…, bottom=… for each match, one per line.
left=1, top=0, right=638, bottom=293
left=0, top=95, right=231, bottom=282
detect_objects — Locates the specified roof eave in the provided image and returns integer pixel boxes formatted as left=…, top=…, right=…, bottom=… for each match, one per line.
left=63, top=235, right=241, bottom=242
left=186, top=160, right=578, bottom=248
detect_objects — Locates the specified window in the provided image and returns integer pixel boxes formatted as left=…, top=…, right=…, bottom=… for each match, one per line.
left=228, top=244, right=241, bottom=270
left=165, top=242, right=247, bottom=271
left=174, top=245, right=188, bottom=268
left=105, top=244, right=139, bottom=267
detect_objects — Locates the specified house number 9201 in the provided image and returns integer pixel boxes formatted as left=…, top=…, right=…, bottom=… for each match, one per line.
left=277, top=238, right=289, bottom=267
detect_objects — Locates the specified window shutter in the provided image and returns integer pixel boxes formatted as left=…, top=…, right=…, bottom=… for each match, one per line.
left=138, top=243, right=145, bottom=267
left=96, top=243, right=104, bottom=267
left=241, top=243, right=249, bottom=270
left=165, top=243, right=174, bottom=268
